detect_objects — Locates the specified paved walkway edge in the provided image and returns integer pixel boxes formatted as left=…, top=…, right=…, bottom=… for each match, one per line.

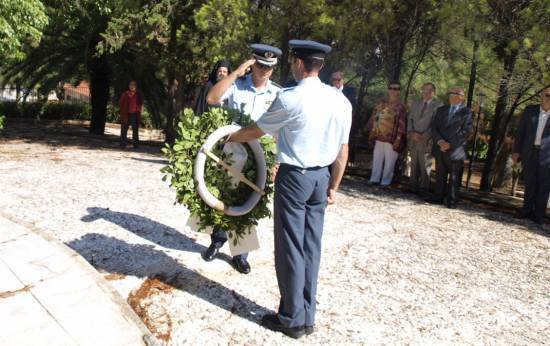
left=0, top=212, right=158, bottom=346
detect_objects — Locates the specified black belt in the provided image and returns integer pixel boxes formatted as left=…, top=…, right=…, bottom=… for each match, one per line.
left=280, top=163, right=327, bottom=171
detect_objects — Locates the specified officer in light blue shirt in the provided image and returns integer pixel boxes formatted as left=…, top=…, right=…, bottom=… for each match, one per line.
left=203, top=44, right=282, bottom=274
left=207, top=44, right=282, bottom=121
left=228, top=40, right=352, bottom=339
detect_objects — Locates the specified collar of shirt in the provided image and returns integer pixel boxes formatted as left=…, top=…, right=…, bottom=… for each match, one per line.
left=243, top=74, right=273, bottom=94
left=298, top=76, right=322, bottom=87
left=450, top=103, right=464, bottom=113
left=540, top=106, right=550, bottom=117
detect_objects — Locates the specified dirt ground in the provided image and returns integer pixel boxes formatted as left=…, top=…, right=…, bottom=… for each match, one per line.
left=1, top=120, right=548, bottom=345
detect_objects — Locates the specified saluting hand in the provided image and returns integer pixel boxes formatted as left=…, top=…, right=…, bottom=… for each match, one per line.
left=235, top=59, right=256, bottom=78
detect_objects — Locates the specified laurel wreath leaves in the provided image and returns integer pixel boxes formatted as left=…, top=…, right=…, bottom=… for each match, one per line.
left=161, top=107, right=276, bottom=242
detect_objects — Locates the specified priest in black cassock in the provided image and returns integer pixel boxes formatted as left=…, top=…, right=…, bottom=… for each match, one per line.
left=194, top=60, right=232, bottom=116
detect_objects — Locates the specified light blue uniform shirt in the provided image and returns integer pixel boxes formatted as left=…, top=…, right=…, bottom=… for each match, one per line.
left=256, top=77, right=352, bottom=168
left=221, top=74, right=280, bottom=121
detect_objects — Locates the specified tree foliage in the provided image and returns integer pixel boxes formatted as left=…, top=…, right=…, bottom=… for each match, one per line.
left=1, top=0, right=548, bottom=191
left=0, top=0, right=48, bottom=60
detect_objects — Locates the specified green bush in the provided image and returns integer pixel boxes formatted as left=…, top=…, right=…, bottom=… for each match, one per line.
left=106, top=104, right=120, bottom=123
left=41, top=102, right=91, bottom=120
left=141, top=107, right=154, bottom=129
left=0, top=101, right=155, bottom=126
left=21, top=102, right=45, bottom=118
left=0, top=101, right=21, bottom=118
left=0, top=114, right=4, bottom=130
left=106, top=104, right=153, bottom=128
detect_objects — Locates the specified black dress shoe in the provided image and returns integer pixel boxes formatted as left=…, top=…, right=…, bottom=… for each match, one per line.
left=447, top=203, right=457, bottom=209
left=202, top=244, right=220, bottom=262
left=261, top=314, right=305, bottom=339
left=305, top=325, right=315, bottom=335
left=232, top=256, right=251, bottom=274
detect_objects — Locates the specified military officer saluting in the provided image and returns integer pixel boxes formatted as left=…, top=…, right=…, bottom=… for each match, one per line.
left=203, top=44, right=282, bottom=274
left=207, top=44, right=282, bottom=121
left=228, top=40, right=352, bottom=338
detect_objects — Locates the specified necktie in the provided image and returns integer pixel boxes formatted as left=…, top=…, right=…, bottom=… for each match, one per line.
left=421, top=101, right=427, bottom=115
left=447, top=105, right=456, bottom=125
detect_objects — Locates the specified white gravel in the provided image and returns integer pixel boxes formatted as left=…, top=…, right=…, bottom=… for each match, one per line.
left=1, top=123, right=549, bottom=345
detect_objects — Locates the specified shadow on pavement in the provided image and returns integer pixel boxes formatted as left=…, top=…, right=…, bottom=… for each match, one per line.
left=338, top=177, right=549, bottom=237
left=1, top=119, right=162, bottom=154
left=80, top=207, right=233, bottom=262
left=66, top=233, right=270, bottom=325
left=130, top=157, right=169, bottom=165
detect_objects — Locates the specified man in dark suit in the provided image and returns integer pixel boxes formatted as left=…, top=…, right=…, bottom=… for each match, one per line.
left=429, top=87, right=473, bottom=208
left=512, top=86, right=550, bottom=225
left=331, top=71, right=356, bottom=106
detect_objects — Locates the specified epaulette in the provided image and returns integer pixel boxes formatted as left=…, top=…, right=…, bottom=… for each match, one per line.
left=271, top=81, right=282, bottom=89
left=277, top=86, right=296, bottom=93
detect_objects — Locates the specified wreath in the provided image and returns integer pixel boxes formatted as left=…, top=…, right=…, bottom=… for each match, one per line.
left=161, top=107, right=277, bottom=242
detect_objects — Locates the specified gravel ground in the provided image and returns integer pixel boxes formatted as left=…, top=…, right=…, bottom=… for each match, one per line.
left=1, top=123, right=549, bottom=345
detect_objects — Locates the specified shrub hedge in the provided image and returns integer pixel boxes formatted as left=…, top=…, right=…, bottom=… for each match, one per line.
left=0, top=101, right=153, bottom=128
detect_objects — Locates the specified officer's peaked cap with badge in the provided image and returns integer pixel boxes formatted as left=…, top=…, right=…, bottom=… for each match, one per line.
left=250, top=44, right=282, bottom=67
left=289, top=39, right=331, bottom=60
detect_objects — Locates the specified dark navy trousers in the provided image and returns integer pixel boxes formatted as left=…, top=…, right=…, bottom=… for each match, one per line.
left=273, top=164, right=330, bottom=328
left=521, top=148, right=550, bottom=220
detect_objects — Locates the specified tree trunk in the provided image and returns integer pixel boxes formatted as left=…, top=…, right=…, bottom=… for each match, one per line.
left=279, top=26, right=291, bottom=86
left=88, top=53, right=111, bottom=135
left=164, top=77, right=177, bottom=146
left=15, top=84, right=21, bottom=102
left=492, top=143, right=513, bottom=188
left=479, top=52, right=517, bottom=191
left=466, top=39, right=479, bottom=108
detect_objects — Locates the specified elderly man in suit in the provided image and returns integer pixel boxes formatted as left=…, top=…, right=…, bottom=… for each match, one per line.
left=512, top=86, right=550, bottom=225
left=408, top=82, right=442, bottom=194
left=331, top=71, right=356, bottom=106
left=429, top=87, right=472, bottom=208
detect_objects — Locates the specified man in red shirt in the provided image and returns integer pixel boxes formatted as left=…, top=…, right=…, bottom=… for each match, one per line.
left=119, top=80, right=143, bottom=148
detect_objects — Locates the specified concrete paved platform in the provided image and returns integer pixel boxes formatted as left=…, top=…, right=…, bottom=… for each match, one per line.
left=0, top=215, right=156, bottom=346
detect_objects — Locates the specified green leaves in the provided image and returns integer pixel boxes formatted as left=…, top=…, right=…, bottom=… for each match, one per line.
left=0, top=0, right=48, bottom=60
left=162, top=107, right=276, bottom=241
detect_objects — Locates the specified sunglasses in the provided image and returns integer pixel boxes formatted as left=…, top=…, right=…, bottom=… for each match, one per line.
left=447, top=92, right=464, bottom=96
left=543, top=94, right=550, bottom=98
left=388, top=87, right=400, bottom=91
left=332, top=78, right=342, bottom=81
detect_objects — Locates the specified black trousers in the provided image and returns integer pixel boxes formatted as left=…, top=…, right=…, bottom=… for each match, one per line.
left=210, top=228, right=247, bottom=260
left=521, top=148, right=550, bottom=221
left=120, top=113, right=139, bottom=146
left=434, top=151, right=464, bottom=206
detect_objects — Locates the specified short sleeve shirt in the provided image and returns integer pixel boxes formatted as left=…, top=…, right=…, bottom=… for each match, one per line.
left=221, top=74, right=280, bottom=121
left=256, top=77, right=352, bottom=168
